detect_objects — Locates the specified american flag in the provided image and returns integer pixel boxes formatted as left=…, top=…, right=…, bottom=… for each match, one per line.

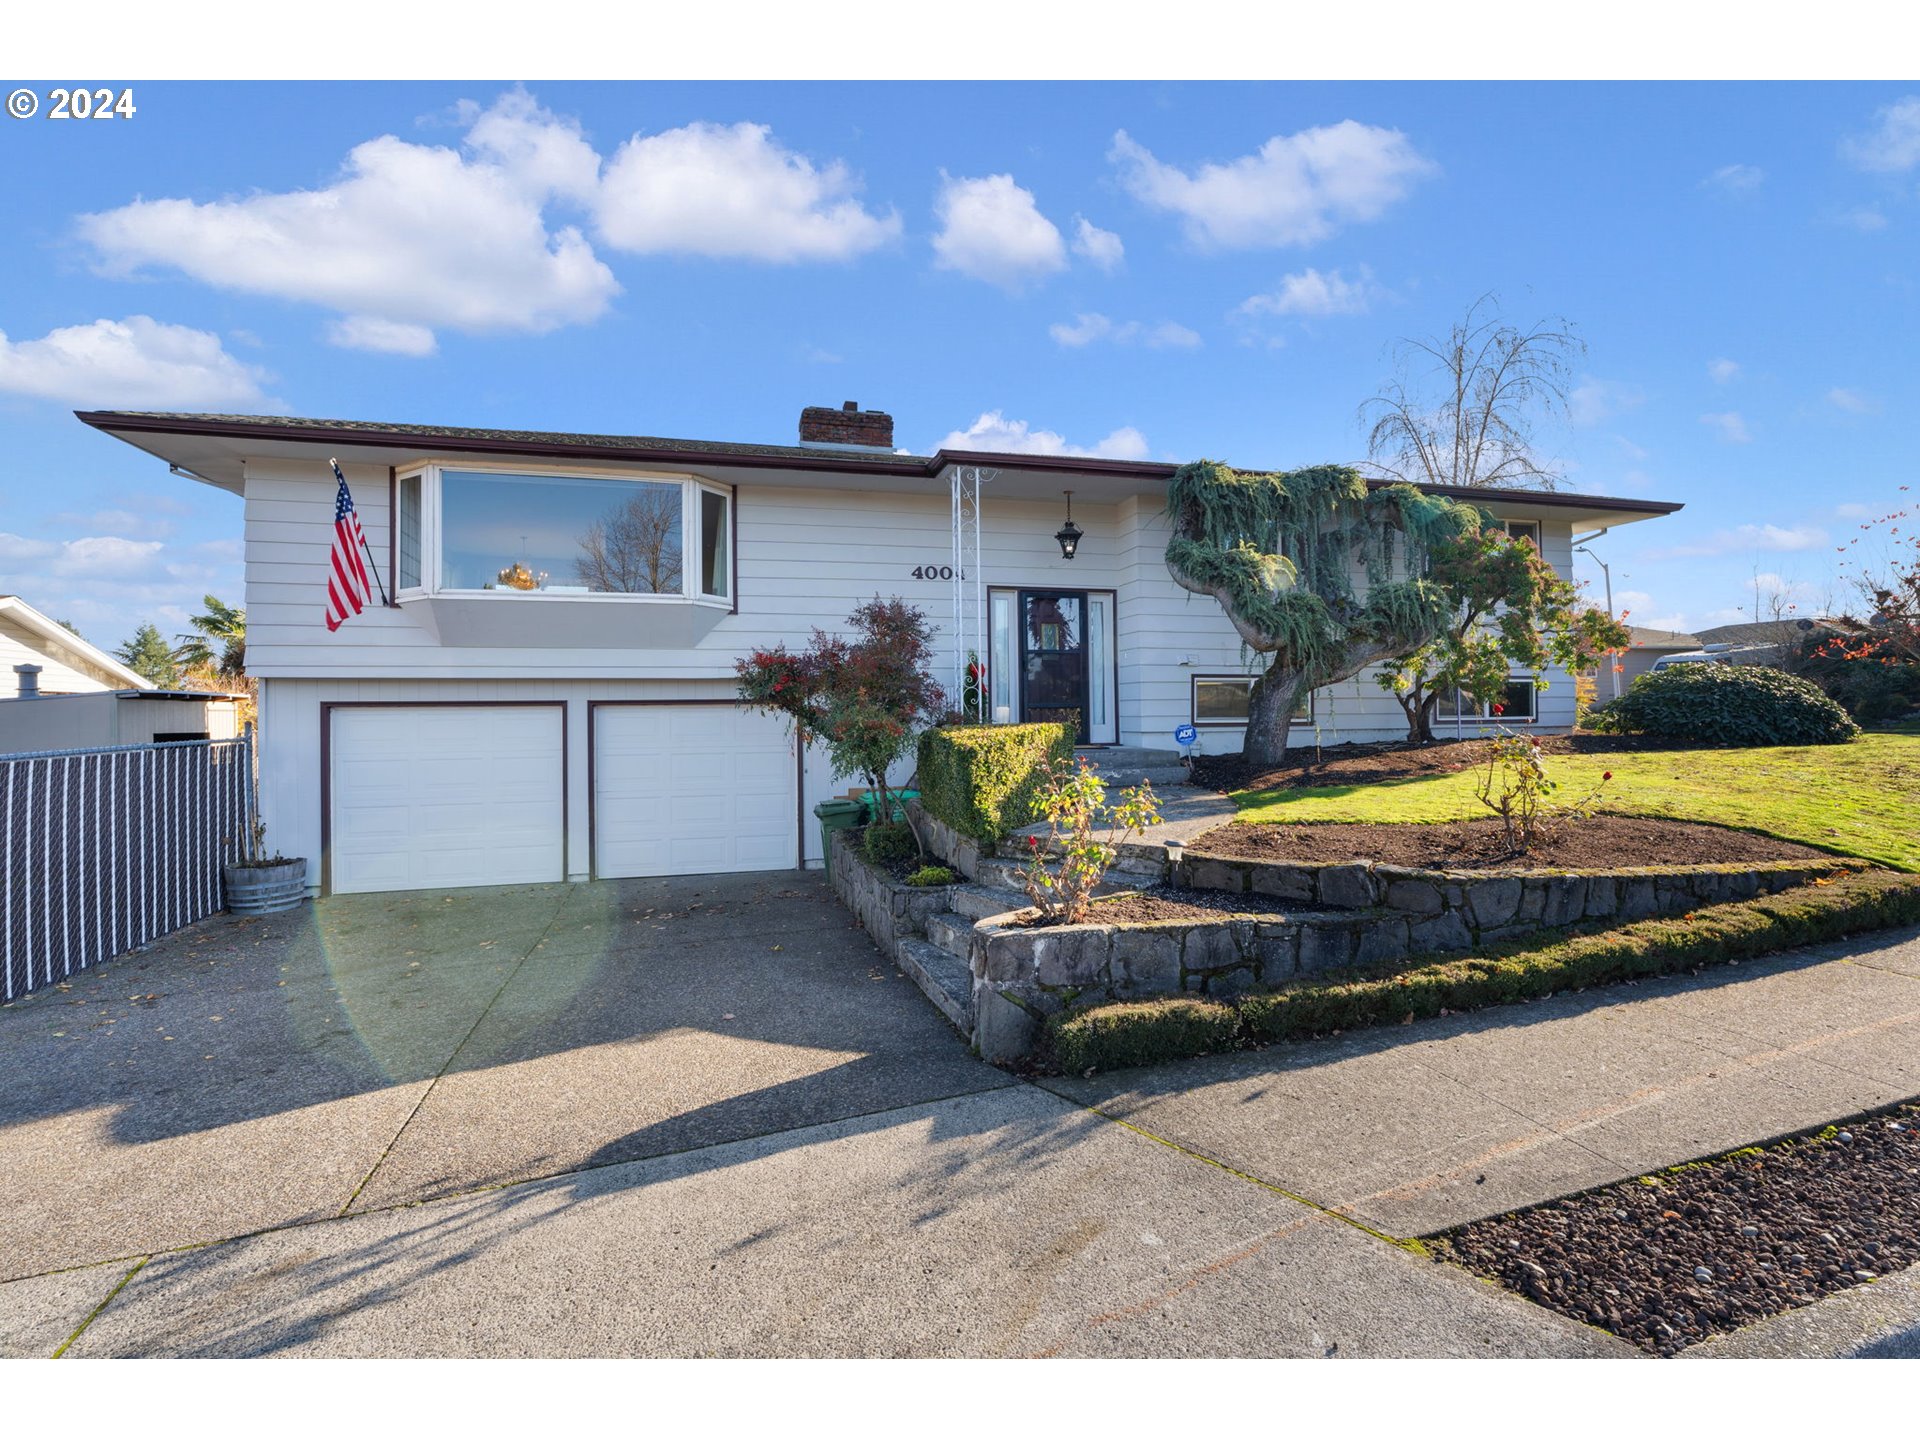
left=325, top=459, right=373, bottom=632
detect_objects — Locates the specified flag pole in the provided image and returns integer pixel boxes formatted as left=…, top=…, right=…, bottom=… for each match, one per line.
left=331, top=457, right=392, bottom=606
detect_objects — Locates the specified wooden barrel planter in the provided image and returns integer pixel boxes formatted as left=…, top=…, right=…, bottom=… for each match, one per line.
left=224, top=858, right=308, bottom=915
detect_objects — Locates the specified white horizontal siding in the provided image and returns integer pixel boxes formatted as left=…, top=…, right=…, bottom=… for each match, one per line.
left=245, top=460, right=1594, bottom=763
left=0, top=621, right=120, bottom=695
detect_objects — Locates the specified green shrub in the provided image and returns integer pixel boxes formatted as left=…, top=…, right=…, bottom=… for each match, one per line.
left=1795, top=654, right=1920, bottom=725
left=1599, top=664, right=1859, bottom=746
left=917, top=722, right=1076, bottom=843
left=861, top=822, right=917, bottom=868
left=1050, top=997, right=1239, bottom=1074
left=906, top=864, right=957, bottom=888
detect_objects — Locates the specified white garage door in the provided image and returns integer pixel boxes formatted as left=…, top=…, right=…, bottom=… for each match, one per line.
left=594, top=705, right=796, bottom=878
left=329, top=706, right=565, bottom=894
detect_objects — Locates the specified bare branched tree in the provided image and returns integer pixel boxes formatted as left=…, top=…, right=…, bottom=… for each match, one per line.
left=1360, top=294, right=1584, bottom=493
left=576, top=487, right=684, bottom=594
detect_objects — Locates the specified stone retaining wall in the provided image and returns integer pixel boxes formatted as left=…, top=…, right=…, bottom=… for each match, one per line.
left=961, top=855, right=1860, bottom=1060
left=1173, top=853, right=1857, bottom=935
left=907, top=801, right=987, bottom=878
left=829, top=828, right=960, bottom=957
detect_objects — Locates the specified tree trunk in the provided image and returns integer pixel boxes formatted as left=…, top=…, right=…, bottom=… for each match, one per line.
left=1243, top=667, right=1308, bottom=771
left=1415, top=691, right=1440, bottom=745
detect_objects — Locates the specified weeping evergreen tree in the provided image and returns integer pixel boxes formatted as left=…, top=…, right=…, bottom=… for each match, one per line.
left=1164, top=460, right=1489, bottom=769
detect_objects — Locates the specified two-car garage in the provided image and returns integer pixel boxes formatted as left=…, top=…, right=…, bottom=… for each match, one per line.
left=324, top=702, right=798, bottom=895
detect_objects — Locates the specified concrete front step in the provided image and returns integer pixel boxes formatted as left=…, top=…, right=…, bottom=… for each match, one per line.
left=947, top=883, right=1028, bottom=921
left=894, top=937, right=974, bottom=1034
left=924, top=910, right=975, bottom=957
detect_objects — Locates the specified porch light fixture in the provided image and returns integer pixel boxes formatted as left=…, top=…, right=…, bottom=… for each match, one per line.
left=1054, top=491, right=1083, bottom=560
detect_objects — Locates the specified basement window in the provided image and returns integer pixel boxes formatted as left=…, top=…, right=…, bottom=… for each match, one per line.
left=1191, top=676, right=1313, bottom=727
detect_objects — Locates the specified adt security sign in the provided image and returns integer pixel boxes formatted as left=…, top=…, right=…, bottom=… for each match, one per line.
left=1173, top=723, right=1198, bottom=747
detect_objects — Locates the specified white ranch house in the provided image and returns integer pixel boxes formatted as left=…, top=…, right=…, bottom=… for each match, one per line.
left=80, top=404, right=1680, bottom=896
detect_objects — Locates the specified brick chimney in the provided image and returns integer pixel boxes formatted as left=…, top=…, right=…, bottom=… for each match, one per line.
left=799, top=400, right=893, bottom=451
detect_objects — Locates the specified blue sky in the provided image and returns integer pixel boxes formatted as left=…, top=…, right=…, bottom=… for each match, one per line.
left=2, top=80, right=1916, bottom=652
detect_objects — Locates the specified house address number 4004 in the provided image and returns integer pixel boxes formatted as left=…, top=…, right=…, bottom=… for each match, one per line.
left=910, top=565, right=966, bottom=580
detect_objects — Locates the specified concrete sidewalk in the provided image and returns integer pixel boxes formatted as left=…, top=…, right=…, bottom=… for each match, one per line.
left=1045, top=925, right=1920, bottom=1238
left=16, top=1087, right=1625, bottom=1358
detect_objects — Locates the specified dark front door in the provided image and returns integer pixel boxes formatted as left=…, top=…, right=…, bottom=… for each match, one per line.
left=1018, top=590, right=1088, bottom=742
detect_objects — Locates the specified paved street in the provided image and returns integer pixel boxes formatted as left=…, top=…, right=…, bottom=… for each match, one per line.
left=3, top=878, right=1917, bottom=1357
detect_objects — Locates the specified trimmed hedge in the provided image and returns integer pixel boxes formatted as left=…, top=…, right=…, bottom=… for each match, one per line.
left=862, top=822, right=917, bottom=867
left=1046, top=870, right=1920, bottom=1073
left=1595, top=664, right=1859, bottom=746
left=917, top=721, right=1076, bottom=843
left=1051, top=997, right=1239, bottom=1074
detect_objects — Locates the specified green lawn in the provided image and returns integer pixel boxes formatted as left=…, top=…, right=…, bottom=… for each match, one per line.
left=1233, top=726, right=1920, bottom=872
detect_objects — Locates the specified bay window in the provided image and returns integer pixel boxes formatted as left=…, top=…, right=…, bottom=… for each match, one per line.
left=396, top=464, right=732, bottom=603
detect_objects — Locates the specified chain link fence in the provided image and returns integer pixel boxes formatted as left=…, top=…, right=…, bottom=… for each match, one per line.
left=1, top=732, right=254, bottom=1001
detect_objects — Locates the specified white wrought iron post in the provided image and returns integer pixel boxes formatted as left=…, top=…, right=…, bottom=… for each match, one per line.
left=949, top=464, right=990, bottom=712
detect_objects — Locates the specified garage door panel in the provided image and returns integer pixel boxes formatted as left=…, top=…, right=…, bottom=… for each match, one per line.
left=593, top=705, right=796, bottom=878
left=330, top=706, right=564, bottom=895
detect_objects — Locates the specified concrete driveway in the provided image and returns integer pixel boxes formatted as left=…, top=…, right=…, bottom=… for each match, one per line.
left=0, top=870, right=1622, bottom=1358
left=0, top=872, right=1006, bottom=1282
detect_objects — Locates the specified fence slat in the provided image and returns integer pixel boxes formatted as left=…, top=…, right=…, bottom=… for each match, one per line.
left=0, top=734, right=254, bottom=1001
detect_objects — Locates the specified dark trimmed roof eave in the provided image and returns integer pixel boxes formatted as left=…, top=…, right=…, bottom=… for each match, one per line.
left=74, top=410, right=1686, bottom=516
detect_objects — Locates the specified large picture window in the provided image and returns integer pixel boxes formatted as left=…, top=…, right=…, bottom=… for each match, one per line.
left=397, top=465, right=731, bottom=603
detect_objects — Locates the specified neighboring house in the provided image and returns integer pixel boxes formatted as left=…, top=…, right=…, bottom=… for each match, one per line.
left=79, top=404, right=1681, bottom=896
left=1592, top=625, right=1703, bottom=696
left=0, top=594, right=148, bottom=695
left=0, top=600, right=246, bottom=752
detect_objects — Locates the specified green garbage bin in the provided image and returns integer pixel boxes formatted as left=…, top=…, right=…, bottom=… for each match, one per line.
left=859, top=788, right=921, bottom=825
left=814, top=799, right=867, bottom=881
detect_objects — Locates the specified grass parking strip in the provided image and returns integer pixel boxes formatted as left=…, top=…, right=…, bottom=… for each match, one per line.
left=50, top=1258, right=147, bottom=1358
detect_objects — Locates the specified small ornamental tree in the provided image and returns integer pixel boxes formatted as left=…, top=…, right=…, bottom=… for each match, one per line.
left=1374, top=525, right=1631, bottom=742
left=1164, top=460, right=1492, bottom=769
left=736, top=597, right=946, bottom=843
left=1824, top=485, right=1918, bottom=668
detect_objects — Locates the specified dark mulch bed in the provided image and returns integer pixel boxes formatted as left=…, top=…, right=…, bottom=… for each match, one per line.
left=1189, top=815, right=1831, bottom=871
left=1017, top=885, right=1299, bottom=927
left=1437, top=1104, right=1920, bottom=1356
left=1191, top=733, right=1699, bottom=796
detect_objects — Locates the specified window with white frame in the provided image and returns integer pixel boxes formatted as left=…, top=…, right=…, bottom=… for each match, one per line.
left=1191, top=675, right=1313, bottom=726
left=1434, top=677, right=1538, bottom=723
left=396, top=465, right=732, bottom=602
left=1504, top=518, right=1543, bottom=550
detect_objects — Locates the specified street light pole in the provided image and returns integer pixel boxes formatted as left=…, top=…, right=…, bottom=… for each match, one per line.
left=1576, top=544, right=1621, bottom=701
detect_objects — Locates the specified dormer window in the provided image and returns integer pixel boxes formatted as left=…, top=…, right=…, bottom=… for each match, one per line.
left=396, top=464, right=732, bottom=604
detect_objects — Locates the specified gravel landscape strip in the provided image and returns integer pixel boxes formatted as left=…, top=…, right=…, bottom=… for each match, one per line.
left=1436, top=1103, right=1920, bottom=1356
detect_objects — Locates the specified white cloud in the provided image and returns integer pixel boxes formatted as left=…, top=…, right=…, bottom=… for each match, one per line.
left=1569, top=378, right=1647, bottom=428
left=1708, top=357, right=1740, bottom=384
left=81, top=92, right=618, bottom=351
left=1650, top=522, right=1828, bottom=559
left=0, top=316, right=272, bottom=409
left=1071, top=217, right=1124, bottom=273
left=596, top=121, right=900, bottom=262
left=1843, top=95, right=1920, bottom=172
left=1109, top=123, right=1436, bottom=250
left=1702, top=163, right=1765, bottom=193
left=935, top=411, right=1149, bottom=461
left=1839, top=205, right=1889, bottom=232
left=0, top=532, right=165, bottom=578
left=1238, top=266, right=1377, bottom=318
left=1835, top=502, right=1870, bottom=518
left=1700, top=410, right=1752, bottom=444
left=326, top=316, right=438, bottom=357
left=1610, top=589, right=1691, bottom=632
left=1048, top=313, right=1200, bottom=349
left=1827, top=386, right=1879, bottom=414
left=930, top=173, right=1067, bottom=290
